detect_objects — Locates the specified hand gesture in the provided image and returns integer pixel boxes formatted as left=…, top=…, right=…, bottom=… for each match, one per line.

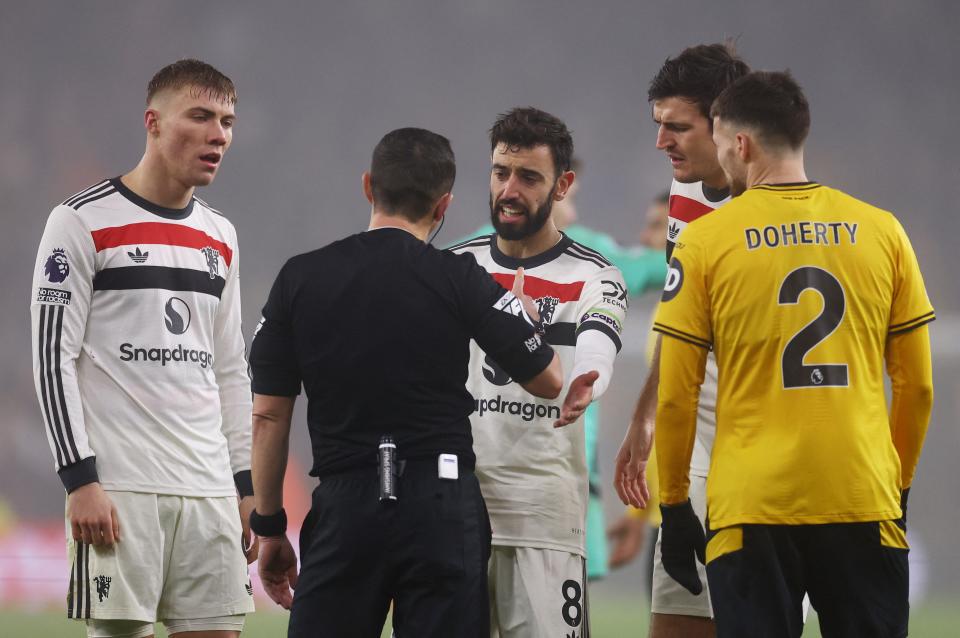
left=511, top=267, right=540, bottom=322
left=613, top=421, right=652, bottom=509
left=238, top=496, right=260, bottom=565
left=67, top=482, right=120, bottom=547
left=258, top=535, right=299, bottom=609
left=553, top=370, right=599, bottom=428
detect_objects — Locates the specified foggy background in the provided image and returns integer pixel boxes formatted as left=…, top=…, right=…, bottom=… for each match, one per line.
left=1, top=0, right=958, bottom=630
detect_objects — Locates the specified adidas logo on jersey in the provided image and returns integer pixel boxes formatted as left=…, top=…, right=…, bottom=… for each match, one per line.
left=668, top=220, right=682, bottom=241
left=127, top=247, right=149, bottom=263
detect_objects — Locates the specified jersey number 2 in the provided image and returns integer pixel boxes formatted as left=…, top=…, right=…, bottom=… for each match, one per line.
left=778, top=266, right=849, bottom=388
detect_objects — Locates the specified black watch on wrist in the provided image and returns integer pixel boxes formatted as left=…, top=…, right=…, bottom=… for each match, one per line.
left=250, top=508, right=287, bottom=537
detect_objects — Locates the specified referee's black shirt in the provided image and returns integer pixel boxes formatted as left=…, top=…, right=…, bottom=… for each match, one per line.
left=249, top=227, right=554, bottom=478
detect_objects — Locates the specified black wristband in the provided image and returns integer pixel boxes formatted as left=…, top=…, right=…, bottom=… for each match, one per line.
left=234, top=470, right=254, bottom=498
left=250, top=508, right=287, bottom=537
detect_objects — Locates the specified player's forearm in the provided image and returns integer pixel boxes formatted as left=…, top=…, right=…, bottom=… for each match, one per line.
left=571, top=329, right=619, bottom=400
left=886, top=324, right=934, bottom=488
left=655, top=335, right=706, bottom=505
left=625, top=334, right=662, bottom=462
left=252, top=394, right=295, bottom=515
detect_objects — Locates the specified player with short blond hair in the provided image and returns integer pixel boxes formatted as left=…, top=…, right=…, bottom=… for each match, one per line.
left=31, top=59, right=256, bottom=638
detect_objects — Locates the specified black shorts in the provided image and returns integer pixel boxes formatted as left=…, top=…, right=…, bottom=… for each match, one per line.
left=705, top=520, right=909, bottom=638
left=288, top=458, right=491, bottom=638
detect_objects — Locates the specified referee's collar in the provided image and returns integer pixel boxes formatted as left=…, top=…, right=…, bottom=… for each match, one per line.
left=490, top=232, right=573, bottom=270
left=366, top=225, right=420, bottom=240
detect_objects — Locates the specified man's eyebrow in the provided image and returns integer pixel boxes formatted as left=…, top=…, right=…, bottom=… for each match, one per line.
left=188, top=106, right=235, bottom=119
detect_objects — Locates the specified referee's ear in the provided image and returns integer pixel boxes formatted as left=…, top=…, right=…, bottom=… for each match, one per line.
left=432, top=192, right=453, bottom=223
left=362, top=172, right=375, bottom=205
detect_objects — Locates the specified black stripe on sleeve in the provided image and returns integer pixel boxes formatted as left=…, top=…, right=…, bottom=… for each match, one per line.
left=71, top=187, right=117, bottom=211
left=38, top=305, right=65, bottom=468
left=63, top=180, right=109, bottom=207
left=576, top=320, right=623, bottom=352
left=652, top=322, right=712, bottom=350
left=446, top=235, right=492, bottom=252
left=43, top=306, right=73, bottom=465
left=564, top=248, right=607, bottom=269
left=569, top=241, right=612, bottom=266
left=889, top=310, right=935, bottom=332
left=888, top=311, right=936, bottom=336
left=53, top=306, right=82, bottom=461
left=93, top=266, right=226, bottom=298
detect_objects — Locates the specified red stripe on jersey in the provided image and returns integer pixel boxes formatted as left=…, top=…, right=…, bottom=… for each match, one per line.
left=491, top=272, right=584, bottom=302
left=91, top=222, right=233, bottom=267
left=669, top=194, right=715, bottom=223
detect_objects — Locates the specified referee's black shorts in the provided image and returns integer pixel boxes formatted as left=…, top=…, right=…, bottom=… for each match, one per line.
left=288, top=458, right=491, bottom=638
left=705, top=520, right=909, bottom=638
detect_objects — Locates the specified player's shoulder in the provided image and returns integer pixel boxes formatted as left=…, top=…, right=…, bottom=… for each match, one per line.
left=447, top=232, right=494, bottom=254
left=57, top=178, right=122, bottom=219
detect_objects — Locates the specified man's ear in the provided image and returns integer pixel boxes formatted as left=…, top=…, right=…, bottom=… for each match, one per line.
left=433, top=192, right=453, bottom=222
left=144, top=109, right=160, bottom=136
left=736, top=132, right=751, bottom=162
left=362, top=172, right=374, bottom=205
left=553, top=170, right=576, bottom=201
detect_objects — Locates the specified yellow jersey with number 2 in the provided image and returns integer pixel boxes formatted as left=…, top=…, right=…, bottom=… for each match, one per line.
left=653, top=183, right=934, bottom=529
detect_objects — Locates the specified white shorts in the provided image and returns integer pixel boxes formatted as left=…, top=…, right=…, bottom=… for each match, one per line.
left=652, top=477, right=812, bottom=622
left=488, top=545, right=589, bottom=638
left=65, top=491, right=255, bottom=624
left=652, top=474, right=713, bottom=617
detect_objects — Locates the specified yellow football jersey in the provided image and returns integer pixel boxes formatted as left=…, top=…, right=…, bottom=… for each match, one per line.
left=654, top=183, right=934, bottom=528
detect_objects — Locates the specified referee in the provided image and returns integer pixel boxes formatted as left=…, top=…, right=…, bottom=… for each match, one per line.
left=248, top=127, right=562, bottom=638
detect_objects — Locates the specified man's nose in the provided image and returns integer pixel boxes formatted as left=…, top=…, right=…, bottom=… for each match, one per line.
left=655, top=126, right=673, bottom=150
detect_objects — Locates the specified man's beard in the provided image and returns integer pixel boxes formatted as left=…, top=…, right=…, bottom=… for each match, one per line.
left=489, top=185, right=556, bottom=240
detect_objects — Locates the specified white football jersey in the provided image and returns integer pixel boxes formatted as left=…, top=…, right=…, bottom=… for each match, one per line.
left=30, top=178, right=251, bottom=496
left=667, top=179, right=729, bottom=476
left=451, top=233, right=627, bottom=556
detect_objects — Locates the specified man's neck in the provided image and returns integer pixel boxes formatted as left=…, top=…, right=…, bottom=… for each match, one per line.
left=495, top=223, right=563, bottom=259
left=746, top=154, right=808, bottom=190
left=368, top=210, right=432, bottom=242
left=122, top=155, right=194, bottom=210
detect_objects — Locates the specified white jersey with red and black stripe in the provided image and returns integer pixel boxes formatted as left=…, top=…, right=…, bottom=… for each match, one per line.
left=451, top=233, right=627, bottom=556
left=666, top=179, right=729, bottom=476
left=30, top=177, right=251, bottom=497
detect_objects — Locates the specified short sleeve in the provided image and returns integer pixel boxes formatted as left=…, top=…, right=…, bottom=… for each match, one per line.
left=652, top=230, right=712, bottom=349
left=249, top=263, right=302, bottom=396
left=456, top=255, right=554, bottom=383
left=888, top=219, right=935, bottom=336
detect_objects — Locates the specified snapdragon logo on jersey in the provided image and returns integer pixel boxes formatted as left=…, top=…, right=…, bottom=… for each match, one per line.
left=118, top=297, right=213, bottom=369
left=475, top=395, right=560, bottom=422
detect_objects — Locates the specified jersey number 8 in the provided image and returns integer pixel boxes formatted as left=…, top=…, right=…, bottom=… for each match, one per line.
left=778, top=266, right=849, bottom=389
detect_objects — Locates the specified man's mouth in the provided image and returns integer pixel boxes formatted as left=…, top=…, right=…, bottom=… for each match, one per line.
left=498, top=202, right=527, bottom=220
left=199, top=152, right=222, bottom=167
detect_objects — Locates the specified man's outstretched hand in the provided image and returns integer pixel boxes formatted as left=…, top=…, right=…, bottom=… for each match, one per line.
left=554, top=370, right=599, bottom=428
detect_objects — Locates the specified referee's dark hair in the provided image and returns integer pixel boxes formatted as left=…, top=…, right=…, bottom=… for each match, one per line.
left=711, top=71, right=811, bottom=150
left=648, top=42, right=750, bottom=119
left=490, top=107, right=573, bottom=179
left=369, top=127, right=456, bottom=222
